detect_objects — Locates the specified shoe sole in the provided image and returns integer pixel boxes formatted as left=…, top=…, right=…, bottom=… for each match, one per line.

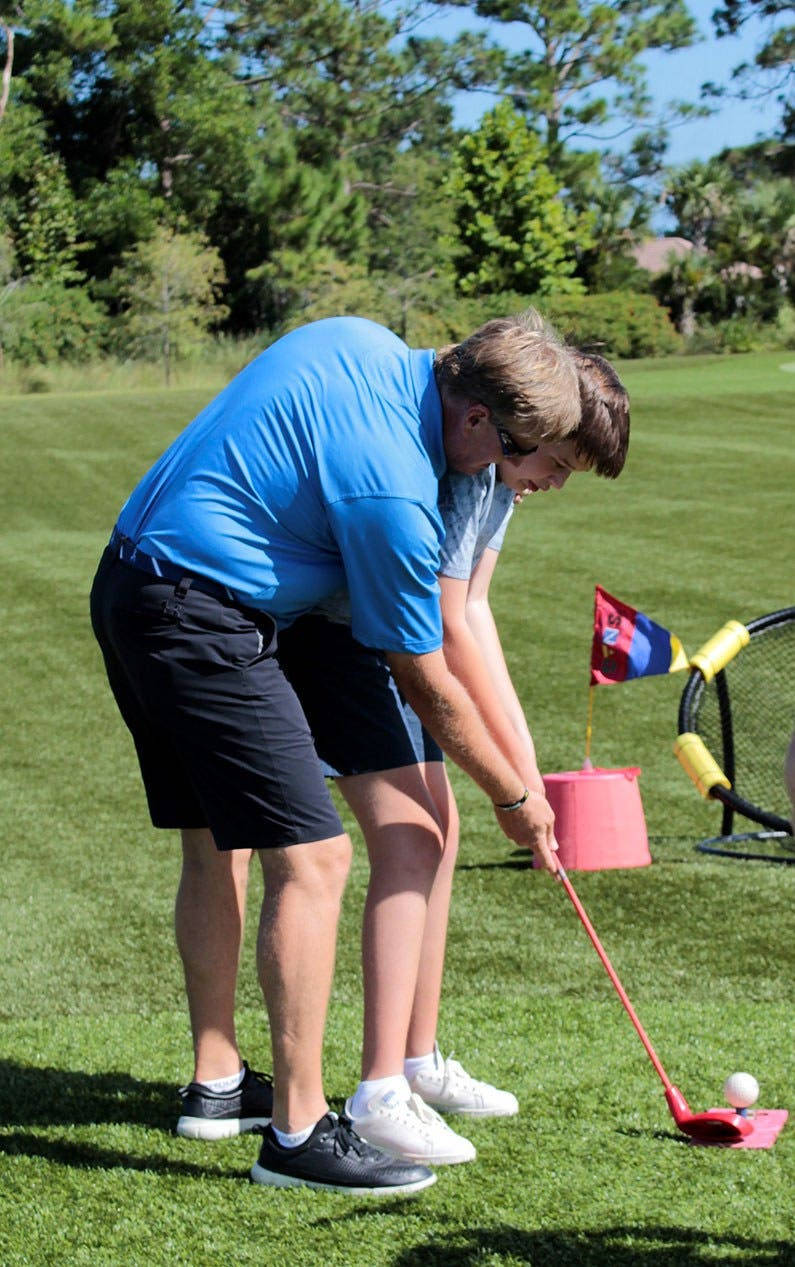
left=176, top=1114, right=271, bottom=1140
left=359, top=1137, right=476, bottom=1165
left=422, top=1103, right=519, bottom=1118
left=249, top=1162, right=437, bottom=1195
left=384, top=1149, right=474, bottom=1165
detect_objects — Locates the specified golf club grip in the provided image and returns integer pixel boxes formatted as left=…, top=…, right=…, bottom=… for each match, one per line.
left=556, top=865, right=672, bottom=1092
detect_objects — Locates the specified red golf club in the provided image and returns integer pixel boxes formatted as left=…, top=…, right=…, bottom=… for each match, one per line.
left=556, top=863, right=752, bottom=1143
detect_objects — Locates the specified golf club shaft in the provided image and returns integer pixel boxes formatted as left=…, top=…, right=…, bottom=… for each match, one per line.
left=556, top=864, right=673, bottom=1092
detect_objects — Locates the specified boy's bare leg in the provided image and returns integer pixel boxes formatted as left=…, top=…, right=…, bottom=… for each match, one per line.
left=405, top=764, right=459, bottom=1058
left=338, top=766, right=444, bottom=1081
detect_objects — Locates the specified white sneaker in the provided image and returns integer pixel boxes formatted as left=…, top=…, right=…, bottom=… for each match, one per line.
left=344, top=1088, right=476, bottom=1165
left=408, top=1045, right=519, bottom=1118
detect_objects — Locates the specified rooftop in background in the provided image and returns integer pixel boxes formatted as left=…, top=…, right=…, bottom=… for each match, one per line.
left=631, top=238, right=694, bottom=274
left=630, top=236, right=764, bottom=279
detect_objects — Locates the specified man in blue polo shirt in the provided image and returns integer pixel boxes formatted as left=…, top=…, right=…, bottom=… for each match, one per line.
left=90, top=312, right=580, bottom=1195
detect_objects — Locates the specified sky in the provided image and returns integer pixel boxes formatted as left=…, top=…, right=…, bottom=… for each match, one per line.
left=416, top=0, right=784, bottom=167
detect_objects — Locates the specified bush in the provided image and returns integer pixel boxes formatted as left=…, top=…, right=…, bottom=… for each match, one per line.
left=534, top=290, right=682, bottom=358
left=684, top=316, right=763, bottom=355
left=379, top=287, right=680, bottom=358
left=285, top=283, right=680, bottom=359
left=0, top=281, right=108, bottom=364
left=774, top=303, right=795, bottom=350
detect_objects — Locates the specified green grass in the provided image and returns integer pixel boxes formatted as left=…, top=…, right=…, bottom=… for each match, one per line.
left=1, top=351, right=793, bottom=1265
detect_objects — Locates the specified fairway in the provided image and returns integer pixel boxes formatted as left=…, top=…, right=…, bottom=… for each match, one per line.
left=0, top=351, right=793, bottom=1265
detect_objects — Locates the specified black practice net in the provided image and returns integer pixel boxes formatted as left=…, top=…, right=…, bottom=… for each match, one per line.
left=679, top=608, right=795, bottom=861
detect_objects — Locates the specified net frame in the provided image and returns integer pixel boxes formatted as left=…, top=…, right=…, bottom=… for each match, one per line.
left=693, top=830, right=795, bottom=864
left=677, top=607, right=795, bottom=846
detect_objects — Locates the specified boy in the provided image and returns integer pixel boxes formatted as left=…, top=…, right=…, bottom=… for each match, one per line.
left=275, top=351, right=630, bottom=1164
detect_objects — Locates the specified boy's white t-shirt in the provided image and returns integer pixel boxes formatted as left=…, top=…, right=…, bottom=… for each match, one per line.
left=436, top=467, right=514, bottom=579
left=315, top=467, right=514, bottom=625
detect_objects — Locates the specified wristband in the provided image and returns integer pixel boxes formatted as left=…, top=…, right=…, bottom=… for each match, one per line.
left=494, top=788, right=530, bottom=812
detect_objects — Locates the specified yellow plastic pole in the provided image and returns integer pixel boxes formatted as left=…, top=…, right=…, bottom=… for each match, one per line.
left=673, top=732, right=731, bottom=797
left=689, top=621, right=750, bottom=683
left=584, top=684, right=595, bottom=769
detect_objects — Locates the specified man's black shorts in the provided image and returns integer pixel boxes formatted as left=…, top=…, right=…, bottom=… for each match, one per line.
left=90, top=548, right=343, bottom=850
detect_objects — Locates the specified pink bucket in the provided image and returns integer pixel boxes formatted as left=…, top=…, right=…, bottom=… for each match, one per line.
left=536, top=767, right=651, bottom=871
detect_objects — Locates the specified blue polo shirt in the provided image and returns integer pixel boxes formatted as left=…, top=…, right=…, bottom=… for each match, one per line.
left=115, top=317, right=447, bottom=653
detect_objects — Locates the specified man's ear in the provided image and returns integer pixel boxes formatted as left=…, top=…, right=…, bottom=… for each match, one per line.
left=465, top=402, right=491, bottom=431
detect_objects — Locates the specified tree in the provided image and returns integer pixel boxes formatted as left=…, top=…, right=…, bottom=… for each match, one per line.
left=5, top=1, right=485, bottom=332
left=225, top=1, right=497, bottom=175
left=14, top=150, right=85, bottom=283
left=221, top=1, right=496, bottom=314
left=109, top=227, right=228, bottom=383
left=713, top=176, right=795, bottom=305
left=0, top=7, right=14, bottom=124
left=362, top=144, right=452, bottom=271
left=9, top=1, right=261, bottom=289
left=435, top=0, right=699, bottom=162
left=447, top=100, right=587, bottom=295
left=571, top=177, right=652, bottom=291
left=658, top=155, right=795, bottom=328
left=663, top=158, right=736, bottom=250
left=707, top=0, right=794, bottom=136
left=652, top=249, right=715, bottom=335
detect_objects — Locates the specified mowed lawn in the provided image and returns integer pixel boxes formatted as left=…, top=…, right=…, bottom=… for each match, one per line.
left=0, top=351, right=793, bottom=1266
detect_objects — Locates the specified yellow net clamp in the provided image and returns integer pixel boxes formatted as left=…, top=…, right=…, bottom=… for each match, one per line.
left=689, top=620, right=750, bottom=683
left=674, top=733, right=731, bottom=798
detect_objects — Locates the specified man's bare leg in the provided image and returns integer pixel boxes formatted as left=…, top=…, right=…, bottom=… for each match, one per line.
left=257, top=833, right=352, bottom=1133
left=175, top=827, right=251, bottom=1083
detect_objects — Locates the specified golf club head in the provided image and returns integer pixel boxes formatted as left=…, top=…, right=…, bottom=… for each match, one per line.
left=665, top=1085, right=753, bottom=1143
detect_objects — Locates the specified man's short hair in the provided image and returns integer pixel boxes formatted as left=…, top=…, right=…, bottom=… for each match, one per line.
left=570, top=350, right=630, bottom=479
left=434, top=309, right=581, bottom=445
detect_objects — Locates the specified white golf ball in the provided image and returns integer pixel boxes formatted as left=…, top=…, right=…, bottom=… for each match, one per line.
left=723, top=1071, right=759, bottom=1109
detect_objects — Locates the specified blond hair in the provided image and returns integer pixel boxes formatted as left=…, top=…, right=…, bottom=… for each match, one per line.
left=434, top=309, right=580, bottom=445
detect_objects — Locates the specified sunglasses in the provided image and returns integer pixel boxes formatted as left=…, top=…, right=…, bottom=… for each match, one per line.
left=495, top=426, right=538, bottom=458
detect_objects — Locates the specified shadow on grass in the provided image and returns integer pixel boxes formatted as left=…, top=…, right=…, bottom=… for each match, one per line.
left=457, top=843, right=701, bottom=873
left=455, top=857, right=535, bottom=872
left=0, top=1060, right=176, bottom=1129
left=388, top=1224, right=792, bottom=1266
left=0, top=1130, right=249, bottom=1180
left=0, top=1063, right=257, bottom=1180
left=616, top=1125, right=688, bottom=1144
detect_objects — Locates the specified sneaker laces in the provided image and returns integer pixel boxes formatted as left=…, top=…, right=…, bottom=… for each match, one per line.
left=245, top=1066, right=274, bottom=1091
left=363, top=1090, right=449, bottom=1141
left=436, top=1054, right=489, bottom=1099
left=406, top=1092, right=448, bottom=1131
left=334, top=1113, right=367, bottom=1158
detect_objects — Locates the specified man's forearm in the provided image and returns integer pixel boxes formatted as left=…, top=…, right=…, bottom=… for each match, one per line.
left=386, top=649, right=526, bottom=805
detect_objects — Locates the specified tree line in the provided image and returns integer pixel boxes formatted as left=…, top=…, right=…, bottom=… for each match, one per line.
left=0, top=0, right=792, bottom=375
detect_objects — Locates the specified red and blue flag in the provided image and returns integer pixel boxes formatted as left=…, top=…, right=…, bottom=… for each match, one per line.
left=590, top=586, right=689, bottom=685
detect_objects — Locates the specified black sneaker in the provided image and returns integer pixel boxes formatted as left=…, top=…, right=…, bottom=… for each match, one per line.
left=250, top=1112, right=437, bottom=1195
left=176, top=1062, right=273, bottom=1140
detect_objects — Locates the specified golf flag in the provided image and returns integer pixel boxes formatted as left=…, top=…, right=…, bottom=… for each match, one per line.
left=590, top=586, right=689, bottom=686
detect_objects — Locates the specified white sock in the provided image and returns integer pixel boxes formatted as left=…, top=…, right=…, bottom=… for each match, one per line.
left=404, top=1049, right=439, bottom=1081
left=200, top=1067, right=245, bottom=1094
left=272, top=1123, right=315, bottom=1149
left=349, top=1074, right=411, bottom=1118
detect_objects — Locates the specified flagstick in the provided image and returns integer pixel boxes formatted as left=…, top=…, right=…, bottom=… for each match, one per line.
left=583, top=683, right=595, bottom=770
